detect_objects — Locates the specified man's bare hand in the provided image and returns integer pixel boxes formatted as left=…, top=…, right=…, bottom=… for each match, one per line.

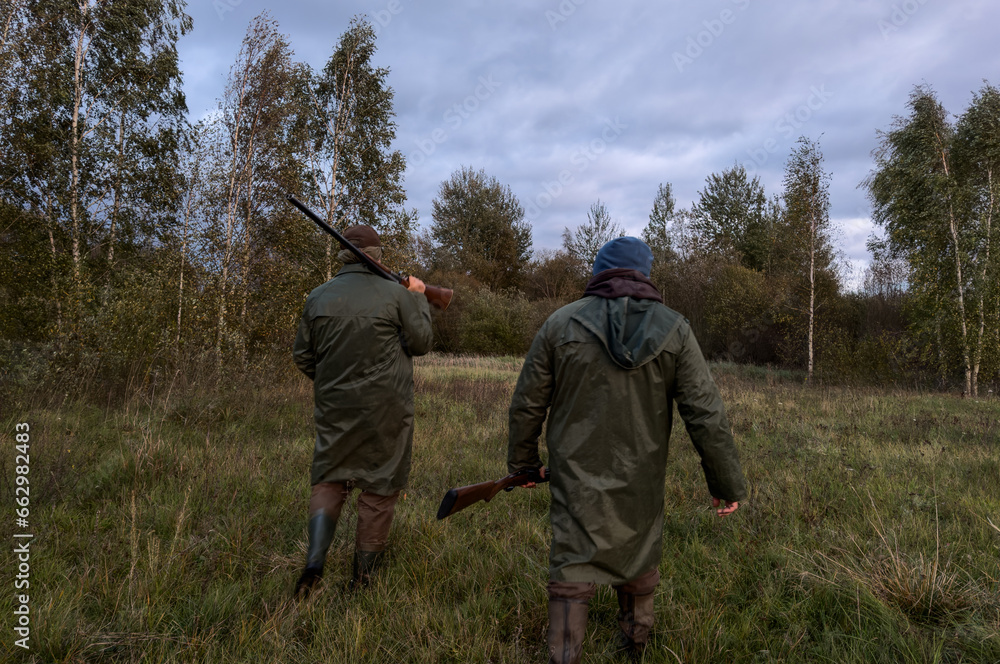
left=523, top=466, right=546, bottom=489
left=712, top=497, right=739, bottom=517
left=406, top=276, right=426, bottom=294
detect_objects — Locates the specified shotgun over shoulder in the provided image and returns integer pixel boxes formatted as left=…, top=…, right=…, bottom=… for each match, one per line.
left=287, top=195, right=453, bottom=310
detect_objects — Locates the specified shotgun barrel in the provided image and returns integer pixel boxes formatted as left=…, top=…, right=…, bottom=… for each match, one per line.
left=287, top=195, right=453, bottom=310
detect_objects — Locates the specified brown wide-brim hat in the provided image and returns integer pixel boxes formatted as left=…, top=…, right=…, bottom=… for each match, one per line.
left=341, top=224, right=380, bottom=249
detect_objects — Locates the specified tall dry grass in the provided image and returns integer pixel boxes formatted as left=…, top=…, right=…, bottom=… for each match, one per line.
left=1, top=353, right=998, bottom=662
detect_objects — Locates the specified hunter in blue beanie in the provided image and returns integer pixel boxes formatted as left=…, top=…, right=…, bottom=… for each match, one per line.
left=591, top=237, right=654, bottom=277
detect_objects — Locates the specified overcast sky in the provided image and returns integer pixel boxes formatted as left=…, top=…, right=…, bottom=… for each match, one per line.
left=179, top=0, right=1000, bottom=284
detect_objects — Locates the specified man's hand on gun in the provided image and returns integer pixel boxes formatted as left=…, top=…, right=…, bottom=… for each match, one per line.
left=405, top=276, right=426, bottom=294
left=522, top=466, right=546, bottom=489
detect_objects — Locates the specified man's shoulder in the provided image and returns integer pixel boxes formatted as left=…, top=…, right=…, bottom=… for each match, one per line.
left=303, top=267, right=400, bottom=315
left=546, top=298, right=590, bottom=322
left=653, top=302, right=689, bottom=332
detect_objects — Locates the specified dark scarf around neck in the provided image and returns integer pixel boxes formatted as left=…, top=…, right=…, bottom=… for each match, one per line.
left=583, top=268, right=663, bottom=303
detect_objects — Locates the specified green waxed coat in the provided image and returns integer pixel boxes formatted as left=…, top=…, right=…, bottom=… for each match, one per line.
left=294, top=264, right=433, bottom=496
left=508, top=295, right=746, bottom=584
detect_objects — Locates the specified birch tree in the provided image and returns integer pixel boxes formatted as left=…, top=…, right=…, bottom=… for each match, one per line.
left=782, top=136, right=833, bottom=383
left=866, top=86, right=981, bottom=394
left=0, top=0, right=190, bottom=332
left=641, top=183, right=678, bottom=264
left=954, top=83, right=1000, bottom=393
left=209, top=13, right=307, bottom=360
left=305, top=16, right=412, bottom=278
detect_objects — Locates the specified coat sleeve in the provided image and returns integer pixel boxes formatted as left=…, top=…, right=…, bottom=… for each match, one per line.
left=673, top=326, right=747, bottom=502
left=292, top=311, right=316, bottom=380
left=507, top=321, right=553, bottom=474
left=397, top=289, right=434, bottom=357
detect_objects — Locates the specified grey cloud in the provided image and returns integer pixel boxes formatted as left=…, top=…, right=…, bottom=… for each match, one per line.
left=177, top=0, right=1000, bottom=266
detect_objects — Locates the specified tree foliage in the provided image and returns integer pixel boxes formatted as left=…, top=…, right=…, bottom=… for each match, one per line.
left=641, top=183, right=678, bottom=264
left=692, top=164, right=775, bottom=272
left=0, top=0, right=190, bottom=348
left=305, top=16, right=413, bottom=274
left=430, top=166, right=532, bottom=290
left=1, top=6, right=996, bottom=392
left=866, top=84, right=1000, bottom=395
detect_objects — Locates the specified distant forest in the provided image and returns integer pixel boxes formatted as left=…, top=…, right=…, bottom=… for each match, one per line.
left=2, top=4, right=998, bottom=396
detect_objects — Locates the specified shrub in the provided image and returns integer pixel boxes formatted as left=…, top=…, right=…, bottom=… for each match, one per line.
left=459, top=288, right=534, bottom=355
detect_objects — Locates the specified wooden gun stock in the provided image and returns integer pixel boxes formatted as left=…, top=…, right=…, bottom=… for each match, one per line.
left=287, top=195, right=454, bottom=310
left=436, top=467, right=548, bottom=520
left=417, top=282, right=454, bottom=311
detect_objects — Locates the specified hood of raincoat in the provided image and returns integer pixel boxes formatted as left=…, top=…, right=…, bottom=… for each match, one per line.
left=573, top=269, right=670, bottom=370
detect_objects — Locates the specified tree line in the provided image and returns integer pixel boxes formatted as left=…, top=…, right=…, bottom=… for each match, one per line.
left=1, top=4, right=997, bottom=395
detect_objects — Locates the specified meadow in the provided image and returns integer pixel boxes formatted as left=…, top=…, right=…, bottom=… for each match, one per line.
left=1, top=354, right=998, bottom=663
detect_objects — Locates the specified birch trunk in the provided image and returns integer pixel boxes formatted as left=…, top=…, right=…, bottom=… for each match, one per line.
left=936, top=132, right=973, bottom=396
left=69, top=3, right=89, bottom=298
left=45, top=195, right=63, bottom=335
left=217, top=59, right=251, bottom=360
left=807, top=212, right=815, bottom=384
left=972, top=167, right=993, bottom=398
left=948, top=209, right=973, bottom=396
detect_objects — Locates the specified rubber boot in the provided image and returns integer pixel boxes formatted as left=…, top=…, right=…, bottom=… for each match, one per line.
left=349, top=549, right=384, bottom=590
left=547, top=598, right=588, bottom=664
left=615, top=588, right=655, bottom=658
left=295, top=510, right=337, bottom=598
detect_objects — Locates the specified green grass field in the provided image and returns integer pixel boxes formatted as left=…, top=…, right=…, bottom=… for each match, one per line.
left=2, top=355, right=999, bottom=663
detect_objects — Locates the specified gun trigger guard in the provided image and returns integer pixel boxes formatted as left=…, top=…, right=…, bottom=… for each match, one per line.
left=504, top=486, right=514, bottom=492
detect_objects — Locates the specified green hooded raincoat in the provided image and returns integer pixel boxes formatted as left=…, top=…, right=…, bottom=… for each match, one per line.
left=508, top=295, right=746, bottom=584
left=294, top=263, right=433, bottom=495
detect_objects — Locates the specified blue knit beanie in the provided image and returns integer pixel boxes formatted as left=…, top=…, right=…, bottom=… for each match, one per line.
left=592, top=237, right=654, bottom=277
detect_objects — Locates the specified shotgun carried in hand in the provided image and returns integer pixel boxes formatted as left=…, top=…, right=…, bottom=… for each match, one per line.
left=436, top=467, right=549, bottom=520
left=287, top=195, right=454, bottom=310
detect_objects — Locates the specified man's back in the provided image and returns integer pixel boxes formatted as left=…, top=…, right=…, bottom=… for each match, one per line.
left=297, top=264, right=433, bottom=392
left=294, top=262, right=433, bottom=494
left=510, top=294, right=739, bottom=584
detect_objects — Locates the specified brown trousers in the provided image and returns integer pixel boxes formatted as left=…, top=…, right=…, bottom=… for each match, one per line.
left=547, top=567, right=661, bottom=602
left=309, top=482, right=400, bottom=552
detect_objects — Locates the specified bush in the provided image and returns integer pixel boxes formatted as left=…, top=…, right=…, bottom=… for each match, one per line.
left=459, top=288, right=535, bottom=355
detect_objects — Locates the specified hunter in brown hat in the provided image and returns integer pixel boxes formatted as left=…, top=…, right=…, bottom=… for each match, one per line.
left=292, top=224, right=433, bottom=595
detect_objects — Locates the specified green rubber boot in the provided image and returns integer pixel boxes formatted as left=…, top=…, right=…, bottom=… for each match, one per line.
left=349, top=550, right=384, bottom=590
left=295, top=510, right=337, bottom=598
